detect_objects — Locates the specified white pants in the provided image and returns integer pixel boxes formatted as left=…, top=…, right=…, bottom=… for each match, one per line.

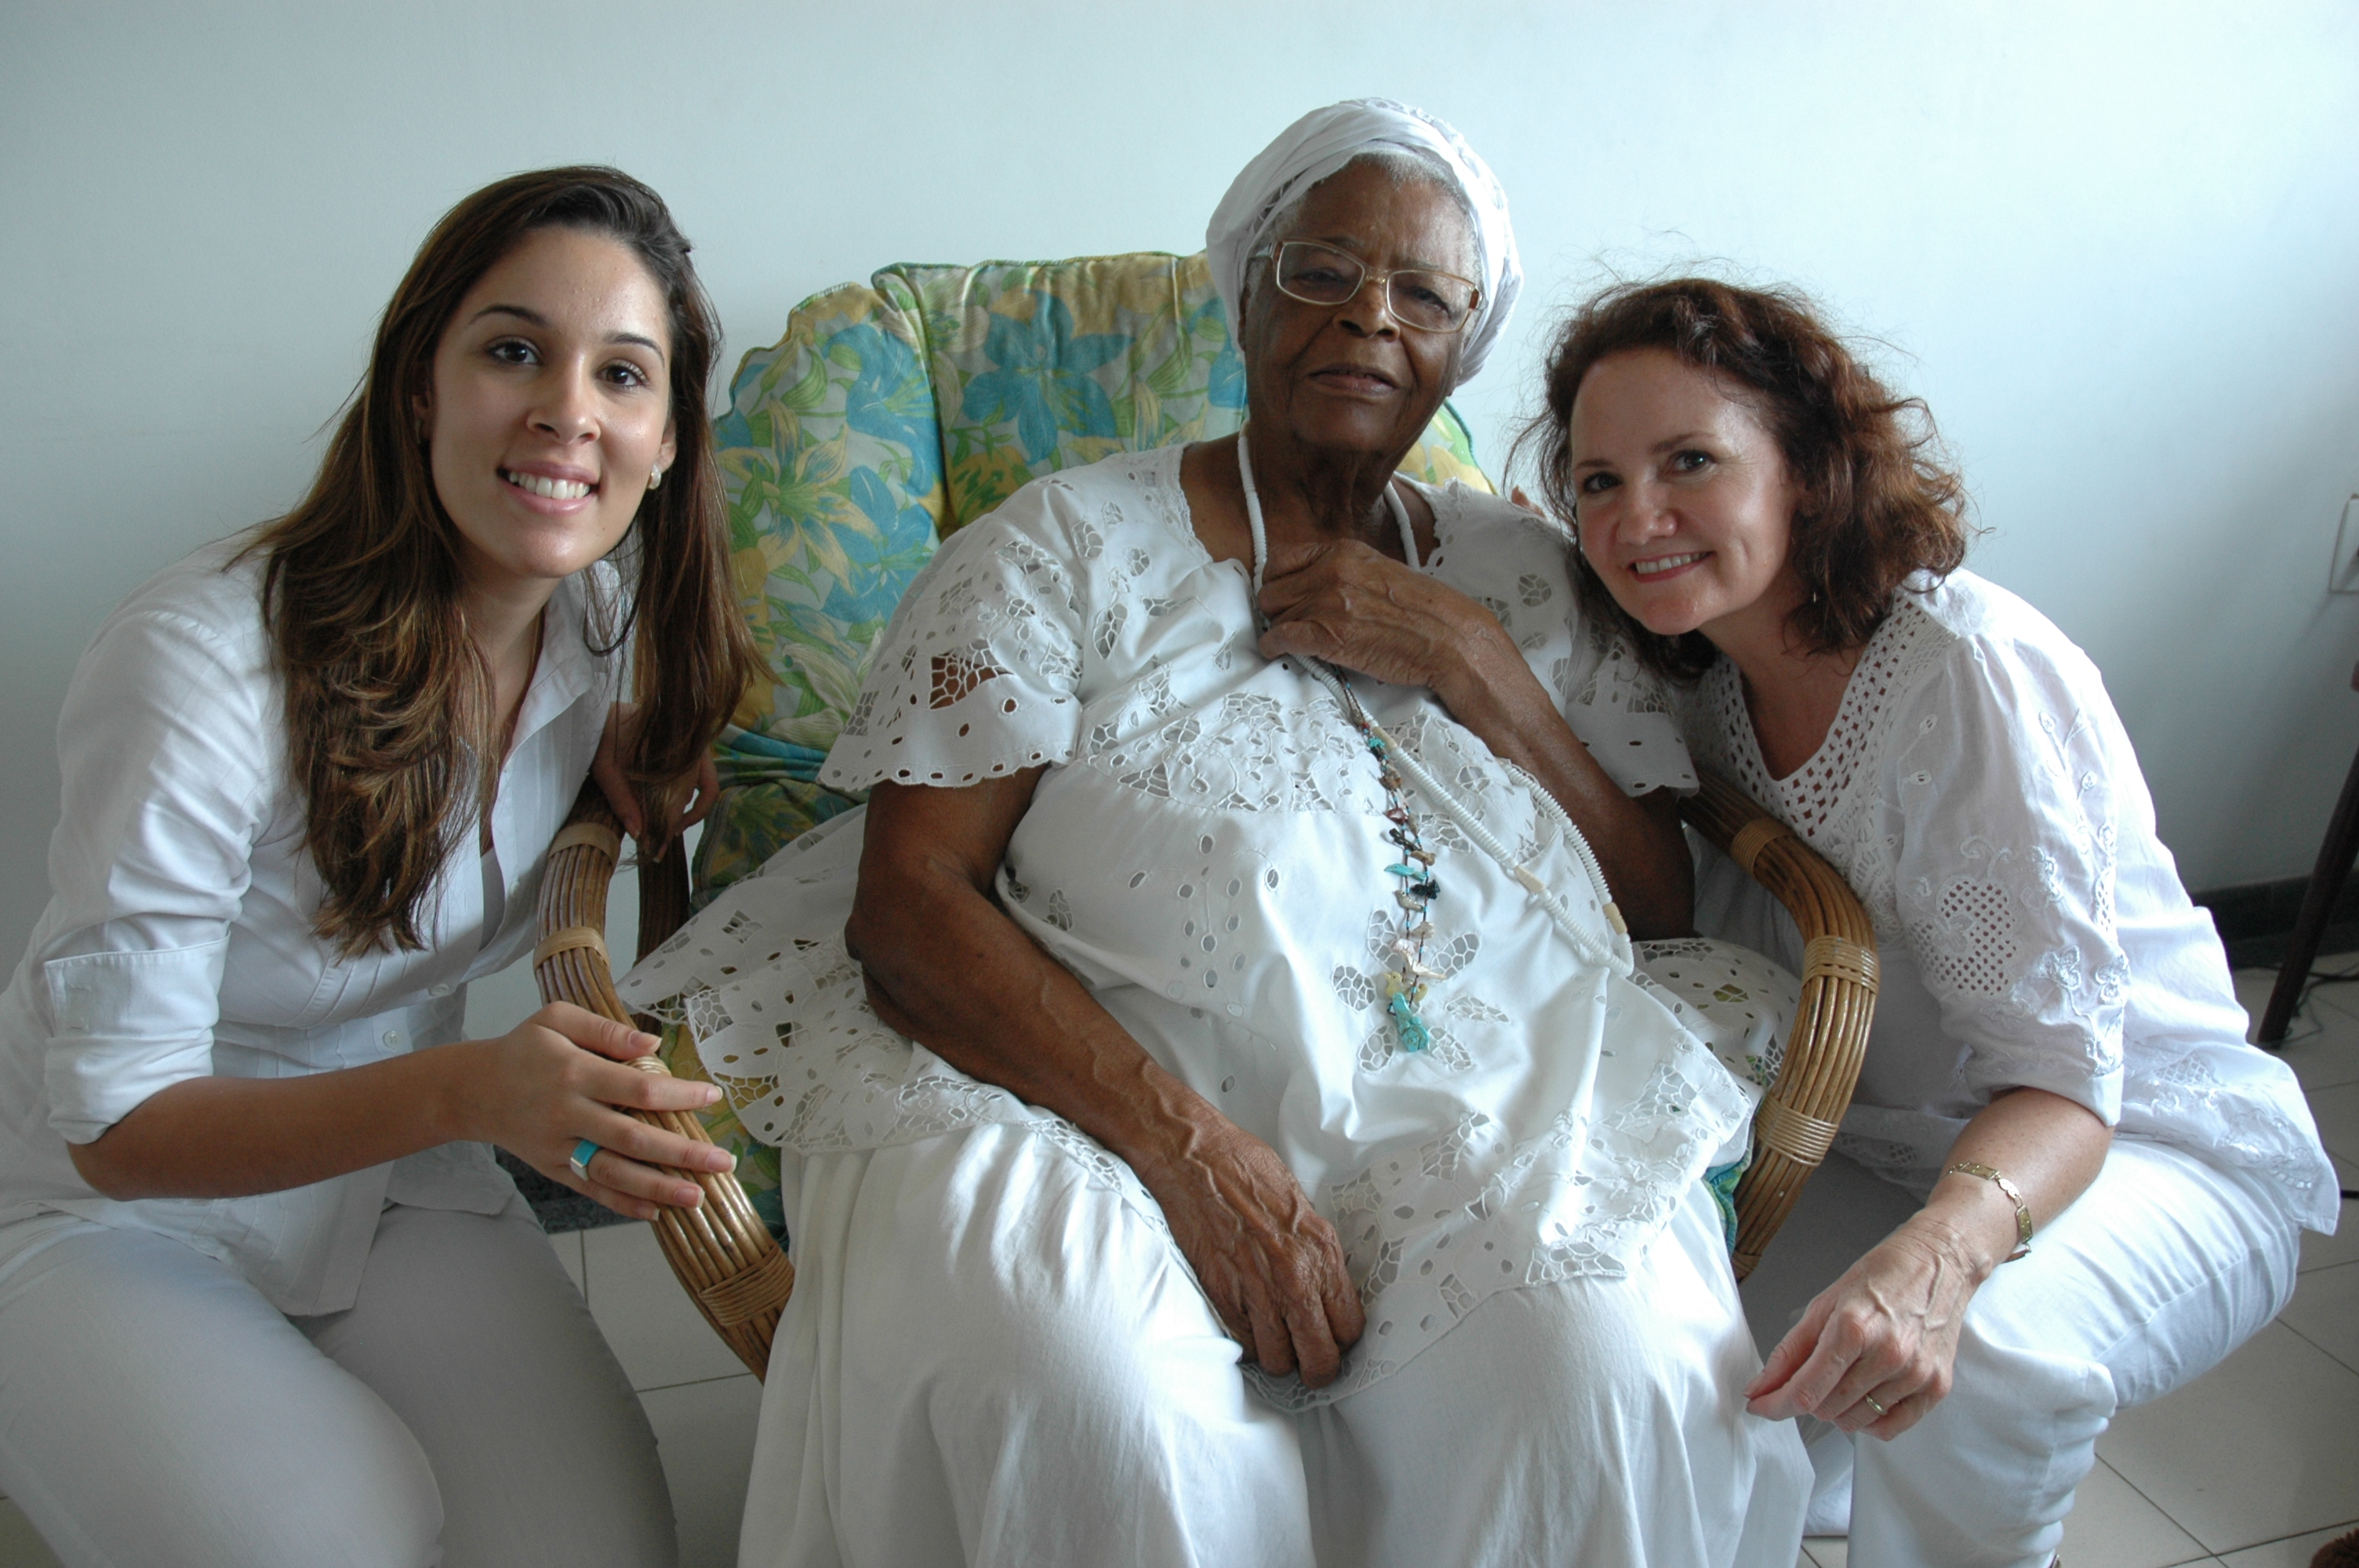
left=1739, top=1138, right=2303, bottom=1568
left=740, top=1121, right=1809, bottom=1568
left=0, top=1201, right=676, bottom=1568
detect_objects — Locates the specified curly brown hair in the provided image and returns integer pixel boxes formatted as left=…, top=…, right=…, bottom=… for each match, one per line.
left=1521, top=277, right=1972, bottom=681
left=244, top=167, right=757, bottom=955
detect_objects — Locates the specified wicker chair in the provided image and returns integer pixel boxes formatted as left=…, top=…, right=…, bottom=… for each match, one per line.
left=532, top=252, right=1881, bottom=1377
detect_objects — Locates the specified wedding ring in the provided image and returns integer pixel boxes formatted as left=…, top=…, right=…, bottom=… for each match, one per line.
left=1860, top=1393, right=1888, bottom=1417
left=568, top=1139, right=602, bottom=1181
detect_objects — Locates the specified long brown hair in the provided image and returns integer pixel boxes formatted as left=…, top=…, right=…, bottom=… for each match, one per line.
left=247, top=167, right=757, bottom=955
left=1521, top=277, right=1972, bottom=681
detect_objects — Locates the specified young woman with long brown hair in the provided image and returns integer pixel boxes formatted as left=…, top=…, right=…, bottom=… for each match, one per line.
left=0, top=167, right=756, bottom=1566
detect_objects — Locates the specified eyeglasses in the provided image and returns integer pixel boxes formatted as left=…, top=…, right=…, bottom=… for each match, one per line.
left=1259, top=240, right=1482, bottom=335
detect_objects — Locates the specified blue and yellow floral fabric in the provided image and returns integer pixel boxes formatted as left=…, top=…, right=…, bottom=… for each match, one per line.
left=678, top=252, right=1492, bottom=1230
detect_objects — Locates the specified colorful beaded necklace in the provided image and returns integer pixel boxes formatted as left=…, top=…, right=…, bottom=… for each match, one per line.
left=1237, top=430, right=1445, bottom=1053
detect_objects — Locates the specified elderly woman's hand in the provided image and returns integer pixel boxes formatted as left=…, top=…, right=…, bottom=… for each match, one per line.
left=1256, top=536, right=1514, bottom=711
left=1256, top=530, right=1696, bottom=937
left=1127, top=1106, right=1367, bottom=1387
left=1743, top=1214, right=1982, bottom=1439
left=849, top=775, right=1366, bottom=1388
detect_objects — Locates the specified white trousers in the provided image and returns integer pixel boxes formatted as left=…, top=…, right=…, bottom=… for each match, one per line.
left=740, top=1121, right=1809, bottom=1568
left=0, top=1201, right=676, bottom=1568
left=1738, top=1138, right=2303, bottom=1568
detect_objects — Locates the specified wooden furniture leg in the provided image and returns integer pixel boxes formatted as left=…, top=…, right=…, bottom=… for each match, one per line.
left=2258, top=661, right=2359, bottom=1045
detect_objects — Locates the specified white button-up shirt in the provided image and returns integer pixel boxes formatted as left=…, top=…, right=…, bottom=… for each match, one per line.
left=0, top=535, right=621, bottom=1313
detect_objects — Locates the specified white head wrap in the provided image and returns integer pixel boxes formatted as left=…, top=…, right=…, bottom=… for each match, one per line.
left=1205, top=98, right=1521, bottom=389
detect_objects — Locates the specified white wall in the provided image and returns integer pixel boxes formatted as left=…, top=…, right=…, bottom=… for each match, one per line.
left=5, top=1, right=2357, bottom=961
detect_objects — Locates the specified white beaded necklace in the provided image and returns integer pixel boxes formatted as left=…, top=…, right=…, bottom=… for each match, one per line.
left=1235, top=430, right=1634, bottom=1015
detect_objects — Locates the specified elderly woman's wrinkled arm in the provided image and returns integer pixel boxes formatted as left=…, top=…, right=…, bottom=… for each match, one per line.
left=1256, top=539, right=1692, bottom=936
left=844, top=776, right=1368, bottom=1386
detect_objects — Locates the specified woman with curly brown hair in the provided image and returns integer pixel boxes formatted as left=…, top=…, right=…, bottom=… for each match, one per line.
left=0, top=167, right=755, bottom=1566
left=1532, top=277, right=2337, bottom=1568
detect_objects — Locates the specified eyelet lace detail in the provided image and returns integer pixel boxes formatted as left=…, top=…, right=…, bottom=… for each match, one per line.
left=622, top=449, right=1805, bottom=1406
left=1689, top=599, right=1946, bottom=935
left=1680, top=577, right=2336, bottom=1224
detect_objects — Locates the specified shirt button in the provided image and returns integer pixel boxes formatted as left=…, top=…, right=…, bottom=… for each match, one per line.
left=382, top=1029, right=403, bottom=1047
left=429, top=982, right=454, bottom=998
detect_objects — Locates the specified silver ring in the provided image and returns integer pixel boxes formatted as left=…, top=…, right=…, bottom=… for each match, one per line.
left=568, top=1139, right=602, bottom=1181
left=1861, top=1393, right=1888, bottom=1417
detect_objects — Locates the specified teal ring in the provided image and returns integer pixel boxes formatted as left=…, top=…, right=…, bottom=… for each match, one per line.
left=567, top=1138, right=602, bottom=1182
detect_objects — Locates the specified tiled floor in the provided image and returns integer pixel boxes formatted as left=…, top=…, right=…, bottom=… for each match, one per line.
left=0, top=954, right=2352, bottom=1566
left=1801, top=962, right=2359, bottom=1568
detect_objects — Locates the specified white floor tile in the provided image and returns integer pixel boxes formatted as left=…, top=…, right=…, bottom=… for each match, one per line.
left=0, top=1501, right=62, bottom=1568
left=551, top=1228, right=585, bottom=1294
left=1801, top=1536, right=1847, bottom=1566
left=2235, top=967, right=2359, bottom=1092
left=2061, top=1457, right=2213, bottom=1567
left=2310, top=1083, right=2359, bottom=1165
left=2280, top=1011, right=2359, bottom=1096
left=641, top=1374, right=761, bottom=1568
left=2281, top=1260, right=2359, bottom=1376
left=2219, top=1519, right=2359, bottom=1566
left=2098, top=1321, right=2359, bottom=1553
left=582, top=1222, right=754, bottom=1392
left=2303, top=1153, right=2359, bottom=1275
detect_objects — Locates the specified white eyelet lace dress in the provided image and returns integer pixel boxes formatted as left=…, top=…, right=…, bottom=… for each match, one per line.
left=1684, top=568, right=2337, bottom=1568
left=623, top=447, right=1811, bottom=1567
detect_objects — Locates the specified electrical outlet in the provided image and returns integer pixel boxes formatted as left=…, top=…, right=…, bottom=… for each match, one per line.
left=2334, top=497, right=2359, bottom=593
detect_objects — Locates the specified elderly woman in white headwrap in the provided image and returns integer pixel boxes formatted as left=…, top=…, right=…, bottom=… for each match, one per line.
left=677, top=100, right=1811, bottom=1567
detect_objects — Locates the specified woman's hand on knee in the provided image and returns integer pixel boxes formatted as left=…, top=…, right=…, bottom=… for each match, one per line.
left=450, top=1002, right=736, bottom=1221
left=1743, top=1219, right=1976, bottom=1440
left=1135, top=1114, right=1366, bottom=1388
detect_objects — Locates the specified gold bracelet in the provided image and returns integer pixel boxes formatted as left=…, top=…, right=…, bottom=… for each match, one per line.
left=1944, top=1161, right=2033, bottom=1261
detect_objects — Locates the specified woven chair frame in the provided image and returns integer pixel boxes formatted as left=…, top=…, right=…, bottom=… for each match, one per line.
left=1677, top=770, right=1881, bottom=1278
left=533, top=766, right=1876, bottom=1374
left=534, top=783, right=792, bottom=1377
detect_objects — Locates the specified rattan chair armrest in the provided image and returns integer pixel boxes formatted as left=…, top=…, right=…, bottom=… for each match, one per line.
left=536, top=780, right=793, bottom=1377
left=1678, top=770, right=1880, bottom=1279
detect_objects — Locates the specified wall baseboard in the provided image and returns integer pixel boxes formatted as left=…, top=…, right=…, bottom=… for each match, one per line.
left=2192, top=875, right=2359, bottom=970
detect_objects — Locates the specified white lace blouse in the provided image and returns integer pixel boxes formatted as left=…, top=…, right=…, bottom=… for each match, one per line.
left=622, top=446, right=1794, bottom=1407
left=1682, top=570, right=2338, bottom=1233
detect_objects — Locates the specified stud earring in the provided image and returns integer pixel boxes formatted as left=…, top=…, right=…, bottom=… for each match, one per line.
left=646, top=464, right=663, bottom=492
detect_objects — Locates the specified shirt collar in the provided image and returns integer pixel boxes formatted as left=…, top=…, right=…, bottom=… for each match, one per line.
left=511, top=563, right=622, bottom=748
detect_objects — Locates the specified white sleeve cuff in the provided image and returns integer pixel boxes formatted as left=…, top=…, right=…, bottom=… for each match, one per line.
left=42, top=940, right=227, bottom=1143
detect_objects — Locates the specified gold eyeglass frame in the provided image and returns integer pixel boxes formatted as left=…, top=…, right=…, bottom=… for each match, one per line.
left=1255, top=240, right=1483, bottom=336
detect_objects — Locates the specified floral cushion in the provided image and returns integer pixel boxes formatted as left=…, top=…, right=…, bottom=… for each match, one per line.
left=696, top=249, right=1492, bottom=906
